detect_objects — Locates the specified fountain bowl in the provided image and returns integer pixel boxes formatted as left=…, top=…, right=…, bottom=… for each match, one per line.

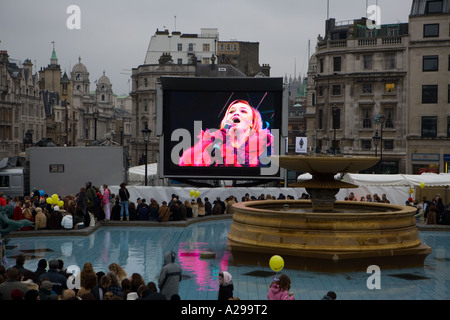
left=227, top=200, right=431, bottom=272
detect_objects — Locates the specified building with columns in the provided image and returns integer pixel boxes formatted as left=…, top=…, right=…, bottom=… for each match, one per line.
left=305, top=0, right=450, bottom=174
left=0, top=50, right=45, bottom=159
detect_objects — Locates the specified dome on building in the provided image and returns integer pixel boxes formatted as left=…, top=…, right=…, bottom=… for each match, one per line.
left=97, top=71, right=111, bottom=86
left=72, top=56, right=88, bottom=74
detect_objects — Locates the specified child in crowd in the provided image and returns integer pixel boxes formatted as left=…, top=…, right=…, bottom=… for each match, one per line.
left=267, top=274, right=295, bottom=300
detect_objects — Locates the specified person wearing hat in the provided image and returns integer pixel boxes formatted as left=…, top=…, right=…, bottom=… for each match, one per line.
left=47, top=206, right=63, bottom=230
left=0, top=267, right=29, bottom=300
left=191, top=199, right=199, bottom=218
left=38, top=280, right=55, bottom=300
left=37, top=259, right=68, bottom=295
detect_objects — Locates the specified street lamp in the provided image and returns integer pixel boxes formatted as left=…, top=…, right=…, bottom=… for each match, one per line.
left=379, top=114, right=385, bottom=174
left=93, top=109, right=99, bottom=141
left=372, top=130, right=380, bottom=157
left=332, top=105, right=338, bottom=154
left=141, top=124, right=152, bottom=186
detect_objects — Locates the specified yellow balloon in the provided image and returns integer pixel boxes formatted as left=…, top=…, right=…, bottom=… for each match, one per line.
left=409, top=188, right=414, bottom=194
left=52, top=194, right=59, bottom=201
left=58, top=200, right=64, bottom=208
left=46, top=197, right=53, bottom=204
left=420, top=182, right=425, bottom=189
left=189, top=189, right=195, bottom=197
left=195, top=190, right=200, bottom=198
left=269, top=255, right=284, bottom=272
left=53, top=197, right=60, bottom=205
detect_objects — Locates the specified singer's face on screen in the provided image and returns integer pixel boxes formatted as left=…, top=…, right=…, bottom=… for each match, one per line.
left=224, top=101, right=254, bottom=135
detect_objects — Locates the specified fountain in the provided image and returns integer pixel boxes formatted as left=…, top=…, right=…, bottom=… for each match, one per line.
left=227, top=155, right=432, bottom=272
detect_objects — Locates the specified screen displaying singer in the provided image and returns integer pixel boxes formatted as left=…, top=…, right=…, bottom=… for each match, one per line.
left=179, top=99, right=274, bottom=167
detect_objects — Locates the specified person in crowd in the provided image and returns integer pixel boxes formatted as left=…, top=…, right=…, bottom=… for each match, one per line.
left=108, top=263, right=128, bottom=284
left=12, top=254, right=33, bottom=277
left=158, top=251, right=182, bottom=300
left=137, top=199, right=149, bottom=220
left=197, top=198, right=205, bottom=217
left=34, top=207, right=47, bottom=230
left=226, top=196, right=237, bottom=215
left=204, top=197, right=212, bottom=215
left=76, top=272, right=98, bottom=298
left=61, top=210, right=73, bottom=230
left=184, top=200, right=193, bottom=218
left=21, top=201, right=34, bottom=231
left=218, top=271, right=234, bottom=301
left=321, top=291, right=337, bottom=300
left=47, top=205, right=63, bottom=230
left=191, top=199, right=199, bottom=218
left=34, top=259, right=47, bottom=283
left=37, top=259, right=68, bottom=295
left=158, top=201, right=171, bottom=222
left=102, top=184, right=111, bottom=220
left=0, top=268, right=29, bottom=300
left=267, top=274, right=295, bottom=300
left=106, top=271, right=124, bottom=299
left=427, top=205, right=437, bottom=225
left=130, top=273, right=145, bottom=293
left=92, top=274, right=111, bottom=300
left=119, top=182, right=130, bottom=221
left=149, top=198, right=160, bottom=220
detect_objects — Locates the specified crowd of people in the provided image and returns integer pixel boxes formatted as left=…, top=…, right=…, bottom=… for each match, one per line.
left=0, top=251, right=183, bottom=300
left=1, top=183, right=306, bottom=232
left=0, top=253, right=336, bottom=301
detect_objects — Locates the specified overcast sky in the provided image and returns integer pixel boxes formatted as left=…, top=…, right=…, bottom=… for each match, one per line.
left=0, top=0, right=413, bottom=95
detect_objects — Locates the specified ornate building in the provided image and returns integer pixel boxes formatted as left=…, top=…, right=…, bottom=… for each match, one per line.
left=0, top=50, right=45, bottom=159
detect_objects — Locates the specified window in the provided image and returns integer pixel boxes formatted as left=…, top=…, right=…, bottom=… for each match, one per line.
left=203, top=44, right=210, bottom=52
left=365, top=29, right=376, bottom=38
left=385, top=53, right=396, bottom=69
left=333, top=57, right=342, bottom=72
left=426, top=0, right=443, bottom=14
left=447, top=117, right=450, bottom=138
left=320, top=59, right=324, bottom=73
left=233, top=44, right=237, bottom=51
left=422, top=85, right=438, bottom=103
left=202, top=57, right=210, bottom=64
left=363, top=55, right=373, bottom=70
left=361, top=140, right=372, bottom=151
left=362, top=108, right=372, bottom=128
left=384, top=140, right=394, bottom=151
left=188, top=43, right=194, bottom=51
left=177, top=58, right=182, bottom=64
left=385, top=83, right=396, bottom=94
left=318, top=110, right=323, bottom=130
left=448, top=84, right=450, bottom=103
left=362, top=84, right=373, bottom=94
left=388, top=27, right=399, bottom=36
left=424, top=24, right=439, bottom=37
left=49, top=164, right=65, bottom=173
left=422, top=116, right=437, bottom=138
left=423, top=56, right=439, bottom=71
left=332, top=85, right=341, bottom=96
left=177, top=43, right=182, bottom=51
left=332, top=108, right=341, bottom=129
left=318, top=86, right=324, bottom=96
left=384, top=108, right=395, bottom=129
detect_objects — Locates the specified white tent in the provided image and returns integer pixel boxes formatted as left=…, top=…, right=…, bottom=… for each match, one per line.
left=342, top=173, right=450, bottom=205
left=128, top=163, right=158, bottom=184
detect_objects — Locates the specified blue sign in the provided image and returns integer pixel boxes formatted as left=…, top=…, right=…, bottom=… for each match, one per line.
left=444, top=154, right=450, bottom=162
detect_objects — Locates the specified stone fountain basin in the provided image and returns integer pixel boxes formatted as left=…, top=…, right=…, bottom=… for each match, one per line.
left=227, top=200, right=432, bottom=271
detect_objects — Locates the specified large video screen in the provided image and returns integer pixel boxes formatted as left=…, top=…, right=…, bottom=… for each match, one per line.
left=160, top=77, right=284, bottom=179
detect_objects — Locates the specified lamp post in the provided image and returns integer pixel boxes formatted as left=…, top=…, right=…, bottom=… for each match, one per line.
left=379, top=115, right=385, bottom=174
left=119, top=126, right=124, bottom=145
left=372, top=130, right=380, bottom=157
left=141, top=124, right=152, bottom=186
left=93, top=109, right=99, bottom=141
left=332, top=105, right=338, bottom=154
